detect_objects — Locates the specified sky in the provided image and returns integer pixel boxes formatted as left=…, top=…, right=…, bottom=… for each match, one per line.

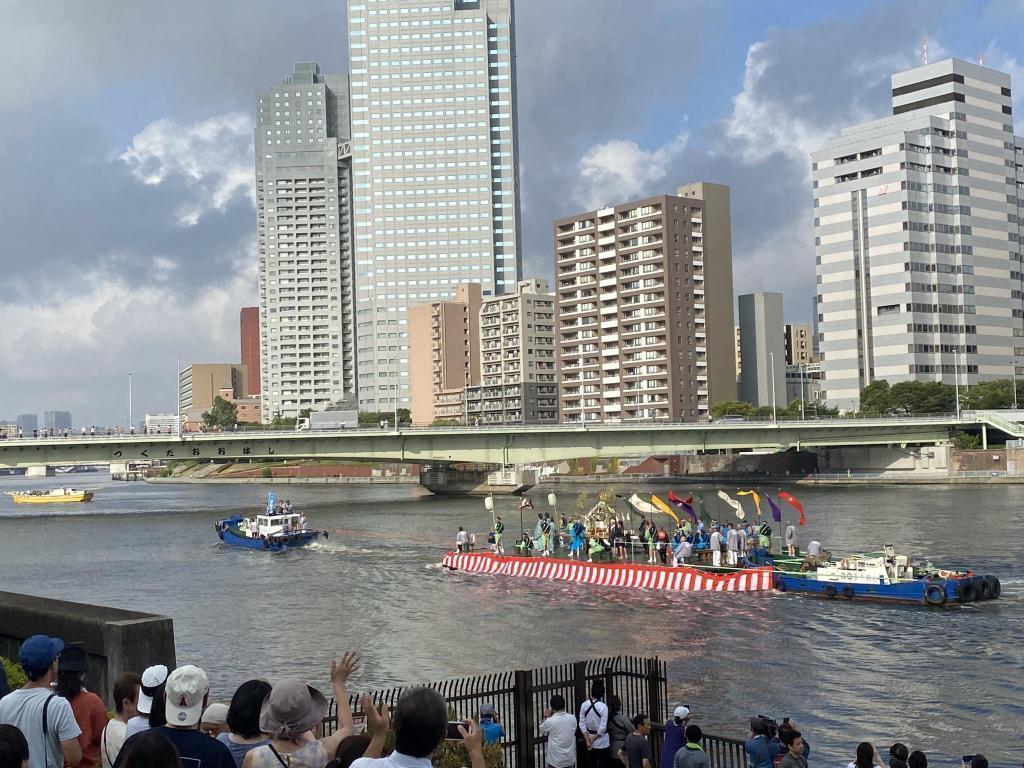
left=2, top=0, right=1024, bottom=426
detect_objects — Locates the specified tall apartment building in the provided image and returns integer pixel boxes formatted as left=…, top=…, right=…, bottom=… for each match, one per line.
left=466, top=279, right=557, bottom=425
left=347, top=0, right=521, bottom=413
left=408, top=284, right=482, bottom=426
left=44, top=411, right=72, bottom=431
left=785, top=323, right=815, bottom=365
left=738, top=293, right=786, bottom=408
left=240, top=307, right=261, bottom=396
left=555, top=186, right=735, bottom=423
left=178, top=364, right=247, bottom=415
left=813, top=58, right=1024, bottom=411
left=256, top=63, right=356, bottom=421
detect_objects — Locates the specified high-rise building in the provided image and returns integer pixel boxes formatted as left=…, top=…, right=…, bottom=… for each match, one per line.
left=347, top=0, right=521, bottom=413
left=784, top=323, right=815, bottom=366
left=178, top=364, right=247, bottom=417
left=555, top=186, right=735, bottom=423
left=738, top=293, right=786, bottom=408
left=240, top=307, right=261, bottom=396
left=44, top=411, right=72, bottom=431
left=408, top=284, right=483, bottom=426
left=256, top=63, right=356, bottom=421
left=466, top=279, right=557, bottom=425
left=813, top=58, right=1024, bottom=411
left=16, top=414, right=37, bottom=434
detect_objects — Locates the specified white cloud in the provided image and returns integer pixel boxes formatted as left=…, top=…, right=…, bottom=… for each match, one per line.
left=120, top=112, right=255, bottom=226
left=574, top=131, right=689, bottom=210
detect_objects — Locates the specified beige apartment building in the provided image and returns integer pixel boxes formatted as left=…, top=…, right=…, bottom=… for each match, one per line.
left=784, top=324, right=815, bottom=366
left=408, top=284, right=482, bottom=426
left=465, top=279, right=558, bottom=425
left=555, top=184, right=735, bottom=423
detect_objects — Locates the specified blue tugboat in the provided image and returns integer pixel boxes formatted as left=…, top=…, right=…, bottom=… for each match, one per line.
left=772, top=545, right=1000, bottom=607
left=216, top=494, right=327, bottom=552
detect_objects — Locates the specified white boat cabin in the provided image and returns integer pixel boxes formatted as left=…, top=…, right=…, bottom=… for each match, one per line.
left=239, top=513, right=306, bottom=539
left=815, top=545, right=915, bottom=585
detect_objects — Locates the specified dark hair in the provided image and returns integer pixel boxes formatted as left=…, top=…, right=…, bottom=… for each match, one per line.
left=590, top=680, right=605, bottom=700
left=119, top=730, right=182, bottom=768
left=908, top=751, right=927, bottom=768
left=333, top=734, right=372, bottom=768
left=549, top=695, right=566, bottom=712
left=113, top=672, right=143, bottom=715
left=0, top=724, right=29, bottom=768
left=856, top=742, right=876, bottom=768
left=750, top=718, right=768, bottom=736
left=608, top=695, right=623, bottom=717
left=783, top=730, right=802, bottom=747
left=393, top=687, right=447, bottom=758
left=55, top=670, right=84, bottom=700
left=227, top=679, right=272, bottom=739
left=970, top=756, right=987, bottom=768
left=149, top=683, right=168, bottom=728
left=890, top=744, right=909, bottom=762
left=631, top=713, right=648, bottom=729
left=684, top=724, right=703, bottom=744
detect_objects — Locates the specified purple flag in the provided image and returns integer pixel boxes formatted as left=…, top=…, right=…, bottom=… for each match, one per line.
left=766, top=495, right=782, bottom=523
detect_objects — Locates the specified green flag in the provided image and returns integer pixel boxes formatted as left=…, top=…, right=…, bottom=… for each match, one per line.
left=696, top=493, right=713, bottom=527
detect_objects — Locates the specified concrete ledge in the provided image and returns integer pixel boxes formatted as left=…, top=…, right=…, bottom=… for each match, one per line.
left=0, top=592, right=175, bottom=705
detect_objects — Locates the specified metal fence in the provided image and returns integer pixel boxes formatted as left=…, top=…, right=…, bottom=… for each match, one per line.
left=322, top=655, right=742, bottom=768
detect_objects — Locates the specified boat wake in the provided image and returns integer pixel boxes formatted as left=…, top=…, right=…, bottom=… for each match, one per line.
left=306, top=541, right=376, bottom=556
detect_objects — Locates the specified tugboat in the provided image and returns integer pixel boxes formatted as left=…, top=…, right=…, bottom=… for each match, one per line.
left=7, top=487, right=95, bottom=503
left=215, top=495, right=327, bottom=552
left=772, top=545, right=1001, bottom=606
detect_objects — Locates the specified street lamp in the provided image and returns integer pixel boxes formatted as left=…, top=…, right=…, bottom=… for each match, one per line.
left=769, top=351, right=778, bottom=423
left=799, top=362, right=806, bottom=420
left=953, top=348, right=961, bottom=419
left=128, top=371, right=133, bottom=432
left=1013, top=358, right=1019, bottom=409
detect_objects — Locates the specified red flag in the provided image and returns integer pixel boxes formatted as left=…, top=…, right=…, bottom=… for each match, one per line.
left=668, top=491, right=693, bottom=506
left=778, top=491, right=805, bottom=526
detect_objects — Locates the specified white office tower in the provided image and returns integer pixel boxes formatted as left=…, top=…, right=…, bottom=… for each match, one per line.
left=348, top=0, right=522, bottom=412
left=813, top=59, right=1024, bottom=411
left=256, top=63, right=356, bottom=421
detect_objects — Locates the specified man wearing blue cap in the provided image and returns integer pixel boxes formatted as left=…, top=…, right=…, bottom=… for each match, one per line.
left=0, top=635, right=82, bottom=768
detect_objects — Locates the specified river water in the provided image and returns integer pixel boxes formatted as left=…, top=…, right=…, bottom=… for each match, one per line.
left=0, top=475, right=1020, bottom=765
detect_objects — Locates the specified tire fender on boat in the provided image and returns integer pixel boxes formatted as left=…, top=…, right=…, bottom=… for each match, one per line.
left=955, top=579, right=977, bottom=603
left=977, top=577, right=993, bottom=601
left=824, top=584, right=838, bottom=599
left=841, top=585, right=855, bottom=599
left=984, top=575, right=1000, bottom=599
left=923, top=583, right=946, bottom=606
left=774, top=577, right=787, bottom=592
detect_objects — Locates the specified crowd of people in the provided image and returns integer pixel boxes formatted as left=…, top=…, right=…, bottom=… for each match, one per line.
left=0, top=634, right=996, bottom=768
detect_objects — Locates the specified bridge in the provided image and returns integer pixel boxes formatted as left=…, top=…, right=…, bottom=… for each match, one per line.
left=0, top=412, right=1018, bottom=470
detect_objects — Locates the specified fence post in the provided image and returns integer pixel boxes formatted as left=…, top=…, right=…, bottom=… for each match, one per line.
left=572, top=661, right=587, bottom=712
left=646, top=657, right=664, bottom=724
left=513, top=669, right=536, bottom=768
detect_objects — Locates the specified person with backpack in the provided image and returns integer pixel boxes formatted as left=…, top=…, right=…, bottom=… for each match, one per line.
left=578, top=681, right=609, bottom=768
left=0, top=635, right=83, bottom=768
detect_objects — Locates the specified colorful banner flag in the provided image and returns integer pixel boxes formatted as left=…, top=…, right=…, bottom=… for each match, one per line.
left=668, top=491, right=698, bottom=524
left=650, top=494, right=681, bottom=526
left=267, top=492, right=276, bottom=514
left=518, top=496, right=534, bottom=511
left=765, top=494, right=782, bottom=523
left=737, top=490, right=763, bottom=517
left=778, top=491, right=806, bottom=526
left=717, top=490, right=745, bottom=520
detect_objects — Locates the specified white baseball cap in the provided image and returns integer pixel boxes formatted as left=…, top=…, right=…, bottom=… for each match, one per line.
left=138, top=664, right=169, bottom=715
left=165, top=665, right=210, bottom=727
left=674, top=706, right=691, bottom=721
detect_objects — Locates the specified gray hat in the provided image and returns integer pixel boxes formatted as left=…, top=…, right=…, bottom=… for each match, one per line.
left=259, top=680, right=328, bottom=739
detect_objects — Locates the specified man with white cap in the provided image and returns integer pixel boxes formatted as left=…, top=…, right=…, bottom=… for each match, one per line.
left=114, top=665, right=234, bottom=768
left=124, top=664, right=168, bottom=739
left=659, top=706, right=691, bottom=768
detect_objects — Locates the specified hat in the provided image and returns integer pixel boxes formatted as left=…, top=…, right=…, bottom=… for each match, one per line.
left=138, top=665, right=169, bottom=715
left=259, top=679, right=328, bottom=739
left=480, top=703, right=496, bottom=717
left=19, top=635, right=64, bottom=677
left=165, top=665, right=209, bottom=727
left=673, top=706, right=691, bottom=721
left=60, top=642, right=88, bottom=673
left=202, top=702, right=229, bottom=725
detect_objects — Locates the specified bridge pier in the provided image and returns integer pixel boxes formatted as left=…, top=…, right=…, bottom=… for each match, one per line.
left=419, top=463, right=538, bottom=496
left=25, top=465, right=54, bottom=478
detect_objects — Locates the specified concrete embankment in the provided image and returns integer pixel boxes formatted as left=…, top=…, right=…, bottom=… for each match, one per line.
left=145, top=460, right=421, bottom=485
left=542, top=472, right=1024, bottom=487
left=146, top=475, right=419, bottom=485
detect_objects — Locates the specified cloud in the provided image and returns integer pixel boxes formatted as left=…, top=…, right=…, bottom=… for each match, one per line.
left=574, top=132, right=689, bottom=211
left=120, top=112, right=255, bottom=226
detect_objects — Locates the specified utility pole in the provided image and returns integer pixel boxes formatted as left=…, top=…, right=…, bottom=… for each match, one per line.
left=1013, top=358, right=1019, bottom=409
left=128, top=372, right=133, bottom=431
left=799, top=363, right=805, bottom=420
left=953, top=349, right=961, bottom=419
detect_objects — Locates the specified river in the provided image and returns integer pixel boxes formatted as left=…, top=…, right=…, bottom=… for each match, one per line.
left=0, top=474, right=1020, bottom=765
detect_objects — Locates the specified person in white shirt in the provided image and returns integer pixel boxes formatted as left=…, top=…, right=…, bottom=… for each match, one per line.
left=101, top=671, right=141, bottom=768
left=540, top=694, right=577, bottom=768
left=806, top=540, right=821, bottom=558
left=709, top=528, right=723, bottom=567
left=578, top=680, right=610, bottom=768
left=726, top=524, right=739, bottom=566
left=785, top=522, right=797, bottom=556
left=456, top=527, right=470, bottom=553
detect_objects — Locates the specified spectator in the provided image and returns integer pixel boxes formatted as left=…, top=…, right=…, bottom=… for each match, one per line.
left=57, top=643, right=108, bottom=768
left=579, top=680, right=610, bottom=768
left=606, top=696, right=631, bottom=766
left=744, top=718, right=777, bottom=768
left=889, top=744, right=909, bottom=768
left=114, top=665, right=233, bottom=768
left=908, top=751, right=927, bottom=768
left=478, top=704, right=504, bottom=746
left=847, top=742, right=885, bottom=768
left=201, top=704, right=230, bottom=738
left=101, top=672, right=141, bottom=768
left=242, top=652, right=360, bottom=768
left=0, top=635, right=83, bottom=768
left=770, top=721, right=809, bottom=764
left=125, top=665, right=169, bottom=739
left=0, top=724, right=29, bottom=768
left=673, top=724, right=709, bottom=768
left=327, top=695, right=390, bottom=768
left=539, top=694, right=576, bottom=768
left=969, top=757, right=988, bottom=768
left=216, top=680, right=271, bottom=768
left=777, top=731, right=807, bottom=768
left=659, top=706, right=690, bottom=768
left=619, top=714, right=651, bottom=768
left=0, top=664, right=9, bottom=700
left=117, top=730, right=182, bottom=768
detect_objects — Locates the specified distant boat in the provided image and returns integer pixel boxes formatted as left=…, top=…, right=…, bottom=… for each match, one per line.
left=7, top=487, right=95, bottom=503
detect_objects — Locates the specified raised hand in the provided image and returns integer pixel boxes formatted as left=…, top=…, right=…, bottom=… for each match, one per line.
left=331, top=651, right=361, bottom=686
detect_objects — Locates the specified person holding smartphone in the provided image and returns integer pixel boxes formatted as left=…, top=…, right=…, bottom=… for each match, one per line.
left=847, top=742, right=885, bottom=768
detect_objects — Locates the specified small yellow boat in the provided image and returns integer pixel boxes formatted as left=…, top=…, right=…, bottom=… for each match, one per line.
left=7, top=487, right=95, bottom=503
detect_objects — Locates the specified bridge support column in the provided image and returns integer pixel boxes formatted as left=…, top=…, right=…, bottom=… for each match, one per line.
left=25, top=465, right=54, bottom=478
left=419, top=463, right=538, bottom=496
left=981, top=424, right=988, bottom=450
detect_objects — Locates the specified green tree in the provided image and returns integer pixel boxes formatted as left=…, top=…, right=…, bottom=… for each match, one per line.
left=397, top=408, right=411, bottom=425
left=710, top=400, right=756, bottom=419
left=963, top=379, right=1017, bottom=410
left=202, top=396, right=237, bottom=428
left=955, top=432, right=982, bottom=449
left=270, top=413, right=297, bottom=428
left=573, top=491, right=588, bottom=515
left=608, top=457, right=621, bottom=474
left=859, top=380, right=893, bottom=415
left=567, top=457, right=580, bottom=475
left=889, top=380, right=955, bottom=414
left=432, top=418, right=460, bottom=426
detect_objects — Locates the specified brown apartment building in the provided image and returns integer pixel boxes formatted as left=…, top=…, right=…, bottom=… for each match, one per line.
left=408, top=284, right=482, bottom=426
left=555, top=183, right=736, bottom=423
